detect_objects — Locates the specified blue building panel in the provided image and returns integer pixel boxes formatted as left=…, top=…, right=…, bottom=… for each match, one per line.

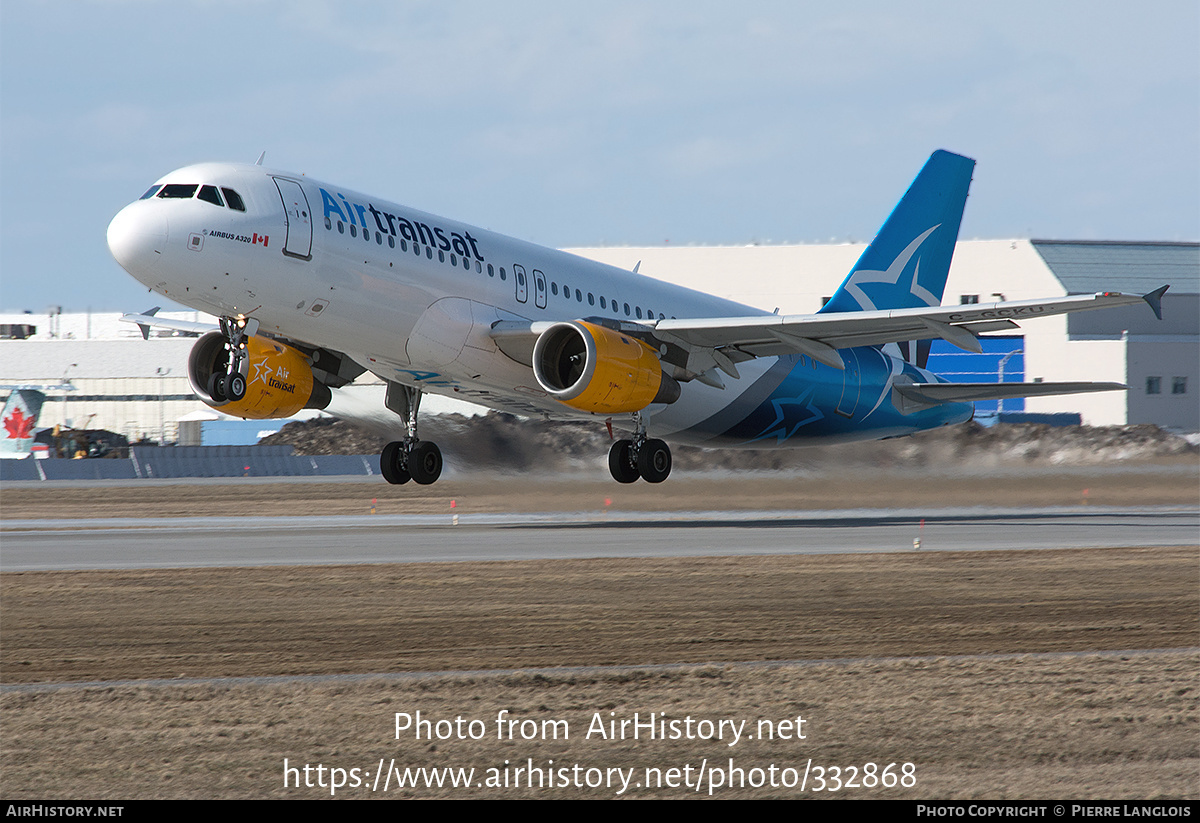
left=925, top=336, right=1025, bottom=413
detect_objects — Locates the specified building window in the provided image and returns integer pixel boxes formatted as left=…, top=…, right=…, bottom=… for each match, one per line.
left=960, top=295, right=980, bottom=304
left=1172, top=377, right=1187, bottom=395
left=1146, top=376, right=1162, bottom=395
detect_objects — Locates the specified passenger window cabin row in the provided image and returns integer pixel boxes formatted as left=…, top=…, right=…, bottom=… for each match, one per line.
left=322, top=215, right=671, bottom=320
left=139, top=180, right=671, bottom=322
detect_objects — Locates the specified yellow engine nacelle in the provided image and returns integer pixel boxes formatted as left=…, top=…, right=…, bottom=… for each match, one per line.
left=187, top=332, right=331, bottom=419
left=532, top=321, right=679, bottom=414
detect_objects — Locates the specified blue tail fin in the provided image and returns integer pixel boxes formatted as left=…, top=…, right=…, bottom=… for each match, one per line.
left=0, top=389, right=45, bottom=459
left=820, top=150, right=975, bottom=317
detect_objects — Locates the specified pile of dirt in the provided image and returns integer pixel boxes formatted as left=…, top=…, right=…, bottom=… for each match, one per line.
left=259, top=414, right=1197, bottom=473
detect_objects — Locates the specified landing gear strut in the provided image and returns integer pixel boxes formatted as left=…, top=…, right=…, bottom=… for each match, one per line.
left=208, top=315, right=257, bottom=402
left=607, top=412, right=671, bottom=484
left=380, top=383, right=443, bottom=485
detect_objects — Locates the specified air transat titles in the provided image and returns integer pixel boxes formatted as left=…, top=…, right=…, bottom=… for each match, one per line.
left=319, top=188, right=484, bottom=262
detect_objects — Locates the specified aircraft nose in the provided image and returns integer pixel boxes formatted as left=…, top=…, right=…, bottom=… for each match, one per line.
left=107, top=202, right=168, bottom=279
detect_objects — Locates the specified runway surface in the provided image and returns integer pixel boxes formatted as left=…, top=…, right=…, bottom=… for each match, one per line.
left=2, top=505, right=1194, bottom=570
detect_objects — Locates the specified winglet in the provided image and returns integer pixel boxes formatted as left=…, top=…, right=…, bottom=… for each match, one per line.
left=1142, top=285, right=1168, bottom=321
left=136, top=306, right=161, bottom=340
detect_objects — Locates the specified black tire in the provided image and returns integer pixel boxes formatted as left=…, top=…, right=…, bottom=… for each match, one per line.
left=380, top=441, right=410, bottom=485
left=207, top=373, right=227, bottom=402
left=608, top=439, right=640, bottom=483
left=410, top=441, right=443, bottom=485
left=637, top=438, right=672, bottom=483
left=226, top=372, right=246, bottom=401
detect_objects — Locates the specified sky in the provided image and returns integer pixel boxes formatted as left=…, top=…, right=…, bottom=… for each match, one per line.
left=1, top=0, right=1197, bottom=313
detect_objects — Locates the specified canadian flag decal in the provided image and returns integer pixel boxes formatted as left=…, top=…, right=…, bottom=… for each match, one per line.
left=252, top=233, right=269, bottom=247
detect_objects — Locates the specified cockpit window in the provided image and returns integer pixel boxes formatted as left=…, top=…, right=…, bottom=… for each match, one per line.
left=221, top=188, right=246, bottom=211
left=197, top=185, right=224, bottom=207
left=139, top=185, right=161, bottom=200
left=157, top=184, right=198, bottom=199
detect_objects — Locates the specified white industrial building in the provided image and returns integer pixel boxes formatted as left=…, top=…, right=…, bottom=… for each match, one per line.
left=1, top=239, right=1195, bottom=442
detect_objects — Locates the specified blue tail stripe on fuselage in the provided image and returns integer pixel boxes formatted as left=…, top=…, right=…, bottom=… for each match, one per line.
left=709, top=349, right=971, bottom=447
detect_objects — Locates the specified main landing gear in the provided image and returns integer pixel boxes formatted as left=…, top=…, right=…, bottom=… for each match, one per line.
left=207, top=315, right=258, bottom=403
left=608, top=412, right=672, bottom=484
left=380, top=383, right=443, bottom=485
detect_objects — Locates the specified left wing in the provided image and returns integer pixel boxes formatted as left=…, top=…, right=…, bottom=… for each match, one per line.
left=493, top=287, right=1167, bottom=386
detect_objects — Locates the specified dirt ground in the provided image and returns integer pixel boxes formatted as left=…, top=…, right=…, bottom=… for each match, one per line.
left=1, top=470, right=1197, bottom=799
left=2, top=545, right=1198, bottom=799
left=2, top=468, right=1195, bottom=520
left=3, top=652, right=1196, bottom=799
left=3, top=548, right=1196, bottom=683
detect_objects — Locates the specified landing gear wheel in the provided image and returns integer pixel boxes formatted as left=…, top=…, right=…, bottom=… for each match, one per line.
left=637, top=438, right=672, bottom=483
left=226, top=372, right=246, bottom=401
left=207, top=373, right=227, bottom=402
left=409, top=441, right=443, bottom=485
left=608, top=439, right=640, bottom=483
left=380, top=441, right=410, bottom=485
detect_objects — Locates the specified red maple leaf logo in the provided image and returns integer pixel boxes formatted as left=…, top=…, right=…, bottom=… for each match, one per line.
left=4, top=407, right=34, bottom=439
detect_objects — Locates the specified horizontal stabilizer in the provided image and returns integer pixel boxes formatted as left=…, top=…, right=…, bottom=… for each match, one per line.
left=893, top=381, right=1126, bottom=411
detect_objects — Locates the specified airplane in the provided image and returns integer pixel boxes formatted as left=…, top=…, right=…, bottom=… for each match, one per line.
left=107, top=150, right=1167, bottom=485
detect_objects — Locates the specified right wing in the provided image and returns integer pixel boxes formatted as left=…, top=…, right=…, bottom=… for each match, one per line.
left=120, top=306, right=218, bottom=338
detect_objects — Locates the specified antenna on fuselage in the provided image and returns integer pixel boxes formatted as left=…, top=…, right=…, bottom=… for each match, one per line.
left=632, top=261, right=641, bottom=274
left=254, top=151, right=266, bottom=166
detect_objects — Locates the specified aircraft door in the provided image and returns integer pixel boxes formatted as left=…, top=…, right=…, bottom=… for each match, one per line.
left=532, top=269, right=547, bottom=309
left=513, top=264, right=528, bottom=303
left=835, top=348, right=862, bottom=418
left=273, top=178, right=313, bottom=260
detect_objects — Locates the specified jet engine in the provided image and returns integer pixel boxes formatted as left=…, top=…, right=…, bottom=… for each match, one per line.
left=187, top=331, right=331, bottom=419
left=532, top=320, right=680, bottom=414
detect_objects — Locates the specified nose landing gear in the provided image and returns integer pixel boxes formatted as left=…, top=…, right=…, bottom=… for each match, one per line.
left=208, top=315, right=257, bottom=402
